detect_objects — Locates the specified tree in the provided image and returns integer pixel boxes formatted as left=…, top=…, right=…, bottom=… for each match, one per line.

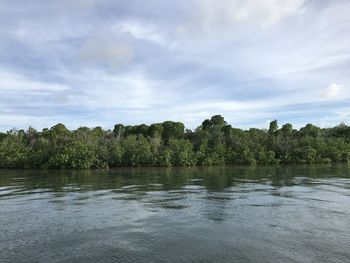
left=1, top=115, right=350, bottom=168
left=202, top=115, right=227, bottom=130
left=161, top=121, right=185, bottom=143
left=113, top=124, right=125, bottom=140
left=149, top=123, right=163, bottom=138
left=300, top=124, right=320, bottom=138
left=268, top=120, right=278, bottom=134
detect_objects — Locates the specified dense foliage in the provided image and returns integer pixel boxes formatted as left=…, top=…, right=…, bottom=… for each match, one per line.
left=1, top=115, right=350, bottom=169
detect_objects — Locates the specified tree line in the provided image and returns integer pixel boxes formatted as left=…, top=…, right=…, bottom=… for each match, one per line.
left=1, top=115, right=350, bottom=169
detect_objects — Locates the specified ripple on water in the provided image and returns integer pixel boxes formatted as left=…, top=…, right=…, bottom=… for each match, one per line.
left=1, top=166, right=350, bottom=263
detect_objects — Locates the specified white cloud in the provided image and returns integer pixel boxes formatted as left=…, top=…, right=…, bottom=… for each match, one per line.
left=205, top=0, right=304, bottom=24
left=59, top=0, right=96, bottom=9
left=1, top=0, right=350, bottom=131
left=0, top=71, right=70, bottom=92
left=80, top=36, right=134, bottom=70
left=324, top=83, right=344, bottom=98
left=317, top=110, right=350, bottom=128
left=83, top=72, right=154, bottom=109
left=184, top=0, right=305, bottom=36
left=116, top=20, right=166, bottom=46
left=65, top=69, right=179, bottom=111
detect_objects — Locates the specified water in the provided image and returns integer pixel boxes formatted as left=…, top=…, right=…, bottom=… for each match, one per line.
left=1, top=165, right=350, bottom=263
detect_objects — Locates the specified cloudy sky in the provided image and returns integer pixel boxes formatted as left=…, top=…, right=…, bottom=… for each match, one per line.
left=0, top=0, right=349, bottom=131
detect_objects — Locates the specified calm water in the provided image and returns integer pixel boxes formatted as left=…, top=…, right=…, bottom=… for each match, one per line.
left=1, top=165, right=350, bottom=263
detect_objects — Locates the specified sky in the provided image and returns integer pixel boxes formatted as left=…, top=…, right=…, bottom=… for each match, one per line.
left=0, top=0, right=350, bottom=131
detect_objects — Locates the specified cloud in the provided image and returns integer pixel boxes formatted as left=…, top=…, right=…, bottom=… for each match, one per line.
left=0, top=0, right=350, bottom=131
left=203, top=0, right=305, bottom=25
left=324, top=83, right=344, bottom=98
left=180, top=0, right=305, bottom=36
left=115, top=20, right=166, bottom=46
left=79, top=71, right=157, bottom=109
left=0, top=71, right=70, bottom=92
left=59, top=0, right=96, bottom=9
left=79, top=35, right=134, bottom=70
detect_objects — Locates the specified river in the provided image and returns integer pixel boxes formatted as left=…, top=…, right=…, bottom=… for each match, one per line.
left=1, top=165, right=350, bottom=262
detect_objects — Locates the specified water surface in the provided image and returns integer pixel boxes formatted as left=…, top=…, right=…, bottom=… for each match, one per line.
left=1, top=165, right=350, bottom=262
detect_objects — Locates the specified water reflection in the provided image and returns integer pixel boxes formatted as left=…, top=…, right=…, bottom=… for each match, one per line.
left=1, top=165, right=348, bottom=189
left=1, top=165, right=350, bottom=263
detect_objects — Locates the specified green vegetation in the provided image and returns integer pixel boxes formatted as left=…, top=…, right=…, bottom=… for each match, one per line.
left=1, top=115, right=350, bottom=169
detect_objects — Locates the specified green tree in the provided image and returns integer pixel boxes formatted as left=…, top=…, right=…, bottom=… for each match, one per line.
left=268, top=120, right=278, bottom=134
